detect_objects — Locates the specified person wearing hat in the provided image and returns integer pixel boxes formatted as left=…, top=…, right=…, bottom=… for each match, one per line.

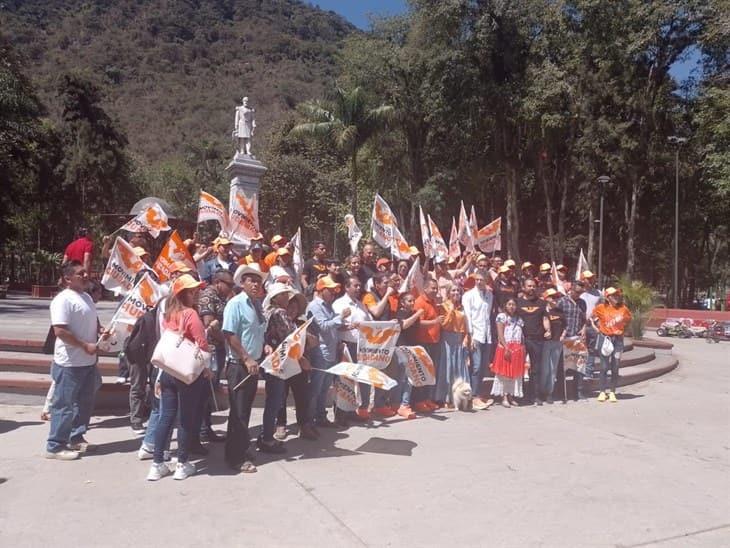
left=200, top=236, right=235, bottom=284
left=268, top=247, right=302, bottom=292
left=302, top=241, right=328, bottom=291
left=264, top=235, right=288, bottom=270
left=222, top=265, right=267, bottom=473
left=196, top=270, right=236, bottom=443
left=579, top=270, right=601, bottom=381
left=376, top=257, right=391, bottom=273
left=537, top=262, right=553, bottom=292
left=590, top=288, right=632, bottom=403
left=488, top=255, right=503, bottom=281
left=494, top=264, right=518, bottom=312
left=325, top=258, right=345, bottom=288
left=558, top=281, right=589, bottom=399
left=240, top=241, right=269, bottom=274
left=306, top=276, right=351, bottom=427
left=517, top=278, right=548, bottom=405
left=433, top=254, right=473, bottom=302
left=168, top=260, right=192, bottom=280
left=556, top=264, right=572, bottom=293
left=520, top=261, right=537, bottom=287
left=541, top=288, right=567, bottom=404
left=147, top=274, right=211, bottom=481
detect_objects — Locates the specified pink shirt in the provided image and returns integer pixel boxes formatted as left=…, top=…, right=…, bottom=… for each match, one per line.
left=163, top=308, right=210, bottom=351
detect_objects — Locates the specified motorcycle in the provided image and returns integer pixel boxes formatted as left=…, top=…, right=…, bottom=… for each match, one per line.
left=656, top=319, right=693, bottom=338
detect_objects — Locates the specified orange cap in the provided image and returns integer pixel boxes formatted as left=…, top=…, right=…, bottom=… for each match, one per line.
left=271, top=235, right=287, bottom=246
left=316, top=276, right=341, bottom=292
left=169, top=261, right=192, bottom=274
left=276, top=247, right=291, bottom=256
left=539, top=263, right=551, bottom=272
left=604, top=287, right=621, bottom=297
left=171, top=274, right=202, bottom=296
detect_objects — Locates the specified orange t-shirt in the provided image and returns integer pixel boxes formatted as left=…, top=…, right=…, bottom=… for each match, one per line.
left=439, top=300, right=467, bottom=334
left=414, top=295, right=441, bottom=344
left=238, top=255, right=270, bottom=273
left=592, top=303, right=632, bottom=336
left=263, top=251, right=278, bottom=269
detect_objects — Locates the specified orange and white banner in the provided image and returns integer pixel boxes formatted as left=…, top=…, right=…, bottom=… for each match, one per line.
left=357, top=320, right=401, bottom=370
left=477, top=216, right=501, bottom=253
left=99, top=272, right=166, bottom=352
left=197, top=190, right=228, bottom=230
left=469, top=206, right=479, bottom=252
left=551, top=261, right=567, bottom=295
left=448, top=216, right=460, bottom=260
left=419, top=205, right=432, bottom=258
left=563, top=336, right=588, bottom=374
left=324, top=362, right=397, bottom=390
left=397, top=346, right=436, bottom=387
left=344, top=214, right=362, bottom=254
left=101, top=237, right=146, bottom=295
left=153, top=230, right=197, bottom=282
left=458, top=201, right=471, bottom=250
left=371, top=193, right=397, bottom=248
left=391, top=225, right=412, bottom=260
left=121, top=203, right=171, bottom=238
left=228, top=186, right=260, bottom=242
left=291, top=227, right=303, bottom=277
left=334, top=346, right=361, bottom=412
left=427, top=215, right=448, bottom=262
left=398, top=256, right=424, bottom=295
left=260, top=318, right=312, bottom=380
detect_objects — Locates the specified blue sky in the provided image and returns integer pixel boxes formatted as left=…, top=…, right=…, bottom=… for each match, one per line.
left=311, top=1, right=700, bottom=83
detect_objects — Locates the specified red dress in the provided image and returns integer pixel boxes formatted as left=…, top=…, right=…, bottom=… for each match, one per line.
left=491, top=313, right=526, bottom=379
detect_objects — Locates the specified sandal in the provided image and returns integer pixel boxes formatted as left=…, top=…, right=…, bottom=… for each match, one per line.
left=241, top=461, right=257, bottom=473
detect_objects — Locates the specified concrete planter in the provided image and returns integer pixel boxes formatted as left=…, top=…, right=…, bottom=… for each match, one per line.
left=31, top=285, right=57, bottom=298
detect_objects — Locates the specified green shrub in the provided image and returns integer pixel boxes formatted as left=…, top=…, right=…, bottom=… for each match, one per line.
left=617, top=275, right=656, bottom=339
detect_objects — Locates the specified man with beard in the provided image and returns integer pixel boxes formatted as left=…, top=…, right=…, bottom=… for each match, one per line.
left=517, top=278, right=548, bottom=405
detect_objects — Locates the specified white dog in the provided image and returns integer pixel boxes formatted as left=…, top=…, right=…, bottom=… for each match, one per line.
left=452, top=378, right=473, bottom=411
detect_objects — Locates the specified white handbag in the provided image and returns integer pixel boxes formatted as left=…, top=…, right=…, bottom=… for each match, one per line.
left=599, top=334, right=615, bottom=357
left=151, top=330, right=211, bottom=384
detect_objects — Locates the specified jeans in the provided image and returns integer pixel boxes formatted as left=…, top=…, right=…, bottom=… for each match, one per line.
left=198, top=347, right=225, bottom=435
left=599, top=335, right=624, bottom=393
left=276, top=371, right=312, bottom=427
left=524, top=339, right=544, bottom=402
left=541, top=340, right=563, bottom=398
left=128, top=360, right=149, bottom=427
left=225, top=361, right=258, bottom=467
left=585, top=326, right=598, bottom=378
left=468, top=340, right=494, bottom=398
left=437, top=332, right=470, bottom=404
left=261, top=372, right=286, bottom=441
left=153, top=371, right=205, bottom=464
left=308, top=349, right=334, bottom=424
left=47, top=363, right=98, bottom=452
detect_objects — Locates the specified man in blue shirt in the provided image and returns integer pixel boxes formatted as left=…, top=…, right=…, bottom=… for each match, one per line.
left=306, top=276, right=351, bottom=427
left=222, top=265, right=266, bottom=473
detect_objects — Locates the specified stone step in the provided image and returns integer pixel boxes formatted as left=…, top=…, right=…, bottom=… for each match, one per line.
left=0, top=351, right=120, bottom=375
left=0, top=338, right=119, bottom=357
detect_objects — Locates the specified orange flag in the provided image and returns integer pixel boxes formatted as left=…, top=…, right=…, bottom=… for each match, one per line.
left=153, top=230, right=197, bottom=282
left=448, top=216, right=461, bottom=260
left=371, top=193, right=397, bottom=248
left=101, top=237, right=146, bottom=295
left=477, top=217, right=502, bottom=253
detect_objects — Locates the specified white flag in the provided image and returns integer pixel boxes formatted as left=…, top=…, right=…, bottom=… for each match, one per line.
left=469, top=206, right=479, bottom=253
left=259, top=319, right=312, bottom=380
left=458, top=201, right=471, bottom=248
left=344, top=214, right=362, bottom=254
left=101, top=237, right=146, bottom=295
left=324, top=362, right=397, bottom=390
left=291, top=227, right=303, bottom=278
left=575, top=249, right=590, bottom=281
left=419, top=205, right=432, bottom=259
left=448, top=216, right=461, bottom=260
left=121, top=203, right=171, bottom=238
left=427, top=215, right=448, bottom=262
left=371, top=193, right=397, bottom=248
left=391, top=225, right=412, bottom=260
left=334, top=346, right=361, bottom=411
left=197, top=190, right=228, bottom=230
left=398, top=256, right=424, bottom=295
left=356, top=320, right=401, bottom=370
left=228, top=186, right=260, bottom=243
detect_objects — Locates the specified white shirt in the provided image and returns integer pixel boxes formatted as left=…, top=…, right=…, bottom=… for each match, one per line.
left=462, top=286, right=493, bottom=344
left=50, top=288, right=98, bottom=367
left=332, top=294, right=372, bottom=343
left=580, top=290, right=601, bottom=319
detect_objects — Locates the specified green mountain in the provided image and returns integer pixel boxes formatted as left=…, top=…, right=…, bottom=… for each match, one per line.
left=1, top=0, right=354, bottom=160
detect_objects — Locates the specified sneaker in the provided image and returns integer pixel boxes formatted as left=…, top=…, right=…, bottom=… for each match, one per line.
left=173, top=461, right=195, bottom=480
left=597, top=391, right=607, bottom=402
left=146, top=462, right=171, bottom=481
left=608, top=391, right=618, bottom=403
left=413, top=402, right=432, bottom=413
left=396, top=405, right=416, bottom=419
left=372, top=406, right=396, bottom=418
left=45, top=449, right=79, bottom=461
left=472, top=398, right=490, bottom=411
left=273, top=426, right=288, bottom=441
left=68, top=437, right=95, bottom=453
left=137, top=446, right=154, bottom=461
left=115, top=376, right=127, bottom=385
left=131, top=424, right=146, bottom=436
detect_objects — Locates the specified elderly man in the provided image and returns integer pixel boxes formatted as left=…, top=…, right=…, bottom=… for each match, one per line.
left=306, top=276, right=351, bottom=427
left=222, top=265, right=266, bottom=473
left=45, top=261, right=105, bottom=460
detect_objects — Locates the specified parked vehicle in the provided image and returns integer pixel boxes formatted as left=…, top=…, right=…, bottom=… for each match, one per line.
left=705, top=321, right=730, bottom=343
left=656, top=318, right=693, bottom=338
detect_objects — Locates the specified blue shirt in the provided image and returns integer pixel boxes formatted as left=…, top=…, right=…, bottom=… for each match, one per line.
left=222, top=291, right=265, bottom=362
left=306, top=296, right=344, bottom=363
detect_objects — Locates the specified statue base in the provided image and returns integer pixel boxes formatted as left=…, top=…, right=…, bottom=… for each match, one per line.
left=227, top=153, right=267, bottom=195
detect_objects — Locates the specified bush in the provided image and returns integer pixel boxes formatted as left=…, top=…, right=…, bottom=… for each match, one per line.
left=617, top=275, right=656, bottom=339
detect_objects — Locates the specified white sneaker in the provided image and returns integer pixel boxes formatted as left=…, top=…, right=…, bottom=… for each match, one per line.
left=45, top=449, right=80, bottom=461
left=173, top=461, right=195, bottom=480
left=146, top=462, right=171, bottom=481
left=137, top=446, right=154, bottom=460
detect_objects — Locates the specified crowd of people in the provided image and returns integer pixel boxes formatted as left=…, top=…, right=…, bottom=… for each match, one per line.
left=45, top=229, right=632, bottom=482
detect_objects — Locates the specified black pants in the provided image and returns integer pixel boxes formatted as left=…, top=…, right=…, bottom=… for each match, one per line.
left=225, top=361, right=257, bottom=467
left=524, top=339, right=544, bottom=402
left=128, top=360, right=149, bottom=427
left=276, top=371, right=311, bottom=427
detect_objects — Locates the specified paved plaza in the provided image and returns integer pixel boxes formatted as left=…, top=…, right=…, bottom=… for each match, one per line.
left=0, top=335, right=728, bottom=547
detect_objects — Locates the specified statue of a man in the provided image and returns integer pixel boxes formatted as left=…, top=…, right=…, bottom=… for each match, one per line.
left=233, top=96, right=256, bottom=156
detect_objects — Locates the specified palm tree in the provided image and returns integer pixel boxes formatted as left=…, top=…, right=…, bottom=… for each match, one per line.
left=289, top=87, right=394, bottom=214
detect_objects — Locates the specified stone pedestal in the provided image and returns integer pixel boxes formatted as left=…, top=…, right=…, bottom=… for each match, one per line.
left=226, top=152, right=267, bottom=195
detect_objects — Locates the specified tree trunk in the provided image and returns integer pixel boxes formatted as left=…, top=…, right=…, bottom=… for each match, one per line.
left=539, top=154, right=556, bottom=263
left=626, top=174, right=639, bottom=279
left=506, top=163, right=520, bottom=262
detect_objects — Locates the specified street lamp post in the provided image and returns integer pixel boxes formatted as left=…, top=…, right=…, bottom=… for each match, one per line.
left=668, top=136, right=688, bottom=308
left=597, top=175, right=610, bottom=290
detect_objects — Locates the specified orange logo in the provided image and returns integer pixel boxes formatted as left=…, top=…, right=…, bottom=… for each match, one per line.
left=144, top=206, right=168, bottom=231
left=374, top=198, right=395, bottom=226
left=138, top=278, right=156, bottom=307
left=118, top=240, right=142, bottom=271
left=360, top=324, right=399, bottom=345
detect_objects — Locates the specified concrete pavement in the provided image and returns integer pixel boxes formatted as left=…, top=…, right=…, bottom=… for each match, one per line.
left=0, top=338, right=728, bottom=547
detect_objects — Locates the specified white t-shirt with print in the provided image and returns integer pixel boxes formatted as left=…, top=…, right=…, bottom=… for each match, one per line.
left=50, top=289, right=98, bottom=367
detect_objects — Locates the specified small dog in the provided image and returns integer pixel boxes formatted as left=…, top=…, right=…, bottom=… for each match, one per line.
left=452, top=378, right=473, bottom=411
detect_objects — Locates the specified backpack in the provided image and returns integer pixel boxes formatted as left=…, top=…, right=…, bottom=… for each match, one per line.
left=124, top=304, right=161, bottom=366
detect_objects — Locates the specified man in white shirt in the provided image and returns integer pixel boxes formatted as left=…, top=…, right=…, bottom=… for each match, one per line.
left=462, top=271, right=494, bottom=409
left=46, top=261, right=103, bottom=460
